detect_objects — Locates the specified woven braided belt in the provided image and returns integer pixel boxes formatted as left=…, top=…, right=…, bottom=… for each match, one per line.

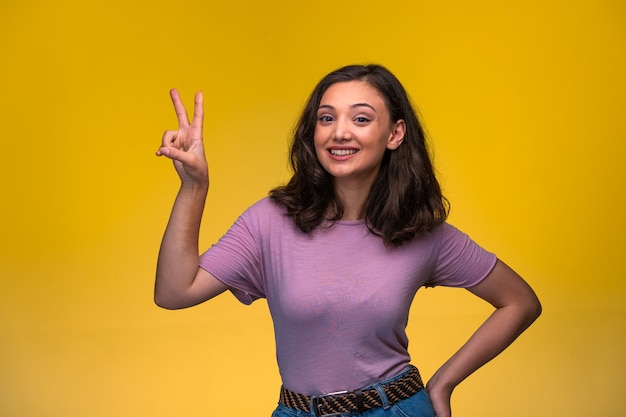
left=279, top=366, right=424, bottom=416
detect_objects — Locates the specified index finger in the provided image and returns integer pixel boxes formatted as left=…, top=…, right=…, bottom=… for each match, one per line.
left=170, top=88, right=190, bottom=127
left=191, top=91, right=204, bottom=128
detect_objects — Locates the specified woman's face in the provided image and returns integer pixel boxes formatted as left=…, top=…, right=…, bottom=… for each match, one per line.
left=314, top=80, right=405, bottom=188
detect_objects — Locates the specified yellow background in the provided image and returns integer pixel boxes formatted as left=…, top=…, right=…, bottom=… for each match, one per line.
left=1, top=0, right=624, bottom=416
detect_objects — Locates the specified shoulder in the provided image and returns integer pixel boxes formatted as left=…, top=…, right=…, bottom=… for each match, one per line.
left=433, top=222, right=469, bottom=244
left=434, top=222, right=496, bottom=268
left=244, top=196, right=288, bottom=219
left=412, top=222, right=473, bottom=259
left=237, top=196, right=294, bottom=234
left=407, top=222, right=453, bottom=247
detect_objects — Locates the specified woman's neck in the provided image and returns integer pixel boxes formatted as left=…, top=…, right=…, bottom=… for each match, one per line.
left=334, top=182, right=371, bottom=221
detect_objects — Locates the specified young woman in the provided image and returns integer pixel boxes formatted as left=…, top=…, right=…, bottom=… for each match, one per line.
left=155, top=64, right=541, bottom=417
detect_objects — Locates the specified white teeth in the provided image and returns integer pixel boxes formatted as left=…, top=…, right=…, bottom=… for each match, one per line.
left=330, top=149, right=358, bottom=156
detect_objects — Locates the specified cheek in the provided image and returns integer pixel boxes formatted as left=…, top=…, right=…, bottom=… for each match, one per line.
left=313, top=130, right=325, bottom=152
left=313, top=125, right=322, bottom=141
left=314, top=143, right=326, bottom=162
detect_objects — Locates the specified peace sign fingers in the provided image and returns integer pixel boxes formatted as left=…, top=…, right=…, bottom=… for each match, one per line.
left=170, top=88, right=204, bottom=129
left=157, top=88, right=208, bottom=187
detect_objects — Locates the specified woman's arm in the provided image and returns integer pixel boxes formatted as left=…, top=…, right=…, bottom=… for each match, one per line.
left=154, top=89, right=228, bottom=310
left=426, top=259, right=542, bottom=417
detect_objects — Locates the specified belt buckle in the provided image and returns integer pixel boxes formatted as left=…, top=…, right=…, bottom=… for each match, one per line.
left=311, top=390, right=348, bottom=417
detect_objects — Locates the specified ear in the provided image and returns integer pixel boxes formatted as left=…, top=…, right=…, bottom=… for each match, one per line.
left=386, top=119, right=406, bottom=150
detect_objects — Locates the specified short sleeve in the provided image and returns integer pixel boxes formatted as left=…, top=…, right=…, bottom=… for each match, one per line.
left=426, top=223, right=497, bottom=288
left=198, top=207, right=265, bottom=305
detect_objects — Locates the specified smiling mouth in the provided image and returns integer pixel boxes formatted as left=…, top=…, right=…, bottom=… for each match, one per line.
left=329, top=149, right=358, bottom=156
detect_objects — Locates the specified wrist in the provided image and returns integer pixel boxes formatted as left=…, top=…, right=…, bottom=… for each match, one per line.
left=427, top=371, right=457, bottom=397
left=179, top=179, right=209, bottom=196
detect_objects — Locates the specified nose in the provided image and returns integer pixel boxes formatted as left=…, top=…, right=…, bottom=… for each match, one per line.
left=332, top=117, right=353, bottom=141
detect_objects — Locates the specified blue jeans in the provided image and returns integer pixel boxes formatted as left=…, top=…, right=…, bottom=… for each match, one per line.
left=271, top=367, right=436, bottom=417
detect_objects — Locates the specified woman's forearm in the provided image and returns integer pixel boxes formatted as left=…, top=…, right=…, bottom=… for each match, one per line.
left=154, top=182, right=208, bottom=309
left=426, top=260, right=541, bottom=417
left=429, top=299, right=540, bottom=392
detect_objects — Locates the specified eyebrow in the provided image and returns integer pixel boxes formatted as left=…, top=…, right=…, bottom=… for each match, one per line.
left=318, top=103, right=377, bottom=112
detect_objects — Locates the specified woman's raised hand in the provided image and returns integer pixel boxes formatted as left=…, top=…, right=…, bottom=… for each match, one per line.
left=156, top=89, right=208, bottom=187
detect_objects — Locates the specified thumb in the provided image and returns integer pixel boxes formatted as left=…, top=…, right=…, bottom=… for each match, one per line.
left=156, top=146, right=191, bottom=165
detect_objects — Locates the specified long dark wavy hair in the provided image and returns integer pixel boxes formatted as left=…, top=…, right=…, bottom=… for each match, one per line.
left=270, top=64, right=448, bottom=246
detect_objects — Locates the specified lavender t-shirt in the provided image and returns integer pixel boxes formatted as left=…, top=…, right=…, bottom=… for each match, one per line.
left=199, top=197, right=496, bottom=395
